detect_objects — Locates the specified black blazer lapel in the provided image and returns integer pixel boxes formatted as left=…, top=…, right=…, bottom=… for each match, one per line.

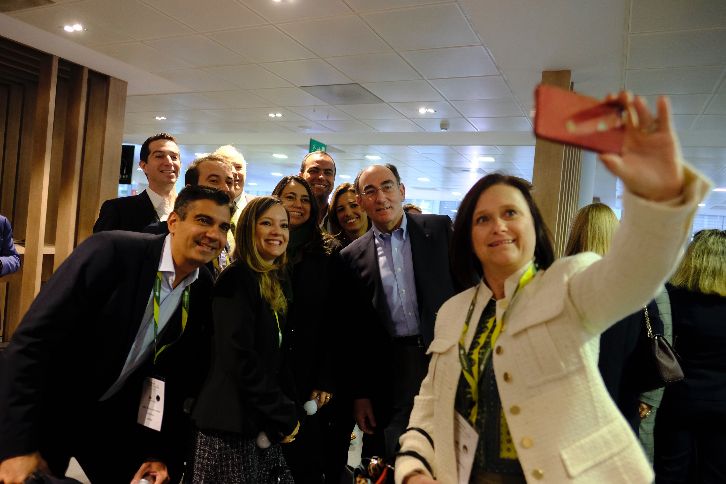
left=354, top=230, right=392, bottom=329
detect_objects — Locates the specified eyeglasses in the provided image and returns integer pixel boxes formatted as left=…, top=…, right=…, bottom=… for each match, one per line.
left=362, top=181, right=397, bottom=199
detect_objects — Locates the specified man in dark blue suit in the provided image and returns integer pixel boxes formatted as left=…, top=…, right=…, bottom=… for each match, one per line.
left=0, top=186, right=231, bottom=484
left=93, top=133, right=181, bottom=233
left=340, top=164, right=455, bottom=460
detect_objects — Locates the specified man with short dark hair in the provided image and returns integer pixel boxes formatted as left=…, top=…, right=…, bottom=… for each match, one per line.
left=0, top=186, right=231, bottom=484
left=299, top=150, right=336, bottom=227
left=93, top=133, right=181, bottom=233
left=184, top=154, right=234, bottom=199
left=340, top=164, right=455, bottom=461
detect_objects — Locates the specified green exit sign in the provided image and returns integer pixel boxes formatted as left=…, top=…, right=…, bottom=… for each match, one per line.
left=309, top=138, right=327, bottom=152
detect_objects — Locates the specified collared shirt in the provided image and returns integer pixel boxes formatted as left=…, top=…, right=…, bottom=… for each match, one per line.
left=145, top=188, right=175, bottom=222
left=373, top=214, right=421, bottom=337
left=100, top=234, right=199, bottom=400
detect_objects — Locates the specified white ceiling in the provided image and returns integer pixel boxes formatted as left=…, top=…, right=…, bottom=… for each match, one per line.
left=2, top=0, right=725, bottom=211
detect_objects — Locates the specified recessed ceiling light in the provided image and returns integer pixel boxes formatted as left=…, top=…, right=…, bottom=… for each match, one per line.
left=194, top=152, right=208, bottom=158
left=477, top=156, right=495, bottom=162
left=451, top=209, right=458, bottom=213
left=418, top=107, right=436, bottom=114
left=714, top=187, right=726, bottom=192
left=268, top=112, right=283, bottom=118
left=155, top=116, right=166, bottom=121
left=452, top=191, right=461, bottom=196
left=365, top=155, right=381, bottom=160
left=339, top=174, right=351, bottom=179
left=272, top=153, right=288, bottom=159
left=698, top=203, right=706, bottom=207
left=248, top=182, right=258, bottom=186
left=63, top=23, right=84, bottom=33
left=271, top=172, right=283, bottom=177
left=417, top=177, right=430, bottom=182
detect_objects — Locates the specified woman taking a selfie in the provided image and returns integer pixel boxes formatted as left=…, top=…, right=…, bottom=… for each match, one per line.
left=395, top=93, right=710, bottom=484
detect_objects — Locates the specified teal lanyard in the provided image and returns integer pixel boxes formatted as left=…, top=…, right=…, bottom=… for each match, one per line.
left=152, top=271, right=190, bottom=364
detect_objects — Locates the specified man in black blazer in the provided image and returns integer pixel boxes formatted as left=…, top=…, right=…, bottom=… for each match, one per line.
left=340, top=164, right=455, bottom=460
left=93, top=133, right=181, bottom=233
left=0, top=186, right=232, bottom=484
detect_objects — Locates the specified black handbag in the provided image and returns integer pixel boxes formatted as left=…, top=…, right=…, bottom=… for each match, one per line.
left=637, top=304, right=685, bottom=392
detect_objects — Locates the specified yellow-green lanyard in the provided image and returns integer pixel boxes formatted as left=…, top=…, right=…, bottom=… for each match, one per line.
left=153, top=271, right=190, bottom=364
left=273, top=311, right=282, bottom=348
left=457, top=263, right=537, bottom=424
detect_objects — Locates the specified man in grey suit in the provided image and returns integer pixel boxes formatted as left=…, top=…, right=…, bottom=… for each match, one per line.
left=339, top=164, right=455, bottom=460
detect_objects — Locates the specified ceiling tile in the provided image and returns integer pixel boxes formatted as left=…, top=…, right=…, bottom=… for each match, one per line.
left=363, top=4, right=479, bottom=50
left=209, top=26, right=315, bottom=63
left=253, top=87, right=336, bottom=106
left=125, top=94, right=189, bottom=112
left=239, top=0, right=353, bottom=23
left=641, top=94, right=711, bottom=115
left=453, top=146, right=503, bottom=156
left=468, top=117, right=532, bottom=131
left=197, top=91, right=269, bottom=108
left=144, top=35, right=248, bottom=67
left=630, top=0, right=726, bottom=33
left=346, top=0, right=450, bottom=13
left=629, top=30, right=726, bottom=68
left=143, top=0, right=267, bottom=32
left=692, top=115, right=726, bottom=130
left=364, top=119, right=424, bottom=132
left=280, top=15, right=390, bottom=58
left=288, top=106, right=352, bottom=121
left=10, top=4, right=135, bottom=45
left=73, top=0, right=193, bottom=41
left=431, top=76, right=511, bottom=101
left=203, top=65, right=293, bottom=89
left=276, top=120, right=334, bottom=133
left=363, top=80, right=444, bottom=102
left=402, top=46, right=498, bottom=78
left=452, top=99, right=522, bottom=117
left=327, top=53, right=421, bottom=83
left=413, top=117, right=477, bottom=132
left=626, top=67, right=723, bottom=94
left=213, top=107, right=306, bottom=123
left=154, top=68, right=240, bottom=91
left=94, top=42, right=191, bottom=71
left=389, top=101, right=460, bottom=118
left=336, top=103, right=406, bottom=120
left=318, top=119, right=376, bottom=132
left=705, top=93, right=726, bottom=115
left=671, top=115, right=698, bottom=131
left=263, top=59, right=351, bottom=86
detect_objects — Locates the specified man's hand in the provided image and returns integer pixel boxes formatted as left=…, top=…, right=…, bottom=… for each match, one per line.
left=0, top=452, right=49, bottom=484
left=354, top=398, right=377, bottom=434
left=130, top=460, right=169, bottom=484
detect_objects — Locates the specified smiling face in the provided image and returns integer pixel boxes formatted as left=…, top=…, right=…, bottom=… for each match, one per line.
left=357, top=165, right=405, bottom=233
left=231, top=160, right=245, bottom=198
left=335, top=190, right=368, bottom=239
left=471, top=183, right=536, bottom=281
left=196, top=159, right=234, bottom=198
left=255, top=204, right=289, bottom=263
left=167, top=199, right=231, bottom=275
left=300, top=153, right=335, bottom=205
left=279, top=180, right=312, bottom=229
left=140, top=139, right=181, bottom=193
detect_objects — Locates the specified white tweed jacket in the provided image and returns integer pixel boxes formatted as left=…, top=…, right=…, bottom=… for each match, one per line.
left=396, top=167, right=710, bottom=484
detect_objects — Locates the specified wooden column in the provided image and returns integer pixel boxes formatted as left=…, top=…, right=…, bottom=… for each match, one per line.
left=76, top=74, right=127, bottom=244
left=54, top=65, right=88, bottom=269
left=16, top=55, right=58, bottom=328
left=532, top=70, right=582, bottom=257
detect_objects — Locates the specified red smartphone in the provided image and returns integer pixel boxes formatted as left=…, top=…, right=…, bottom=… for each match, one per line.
left=534, top=84, right=625, bottom=154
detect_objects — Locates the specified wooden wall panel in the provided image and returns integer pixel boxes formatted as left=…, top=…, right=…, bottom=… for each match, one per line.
left=98, top=77, right=127, bottom=207
left=1, top=85, right=22, bottom=219
left=76, top=73, right=109, bottom=244
left=54, top=65, right=88, bottom=269
left=13, top=84, right=37, bottom=240
left=16, top=54, right=58, bottom=331
left=44, top=79, right=69, bottom=245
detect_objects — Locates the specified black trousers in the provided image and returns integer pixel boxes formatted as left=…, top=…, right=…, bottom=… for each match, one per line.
left=362, top=338, right=429, bottom=462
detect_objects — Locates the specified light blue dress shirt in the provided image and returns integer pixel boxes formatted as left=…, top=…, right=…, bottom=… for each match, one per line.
left=373, top=214, right=421, bottom=337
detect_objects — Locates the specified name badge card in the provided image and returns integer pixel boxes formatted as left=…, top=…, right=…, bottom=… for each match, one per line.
left=454, top=411, right=478, bottom=484
left=137, top=377, right=165, bottom=431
